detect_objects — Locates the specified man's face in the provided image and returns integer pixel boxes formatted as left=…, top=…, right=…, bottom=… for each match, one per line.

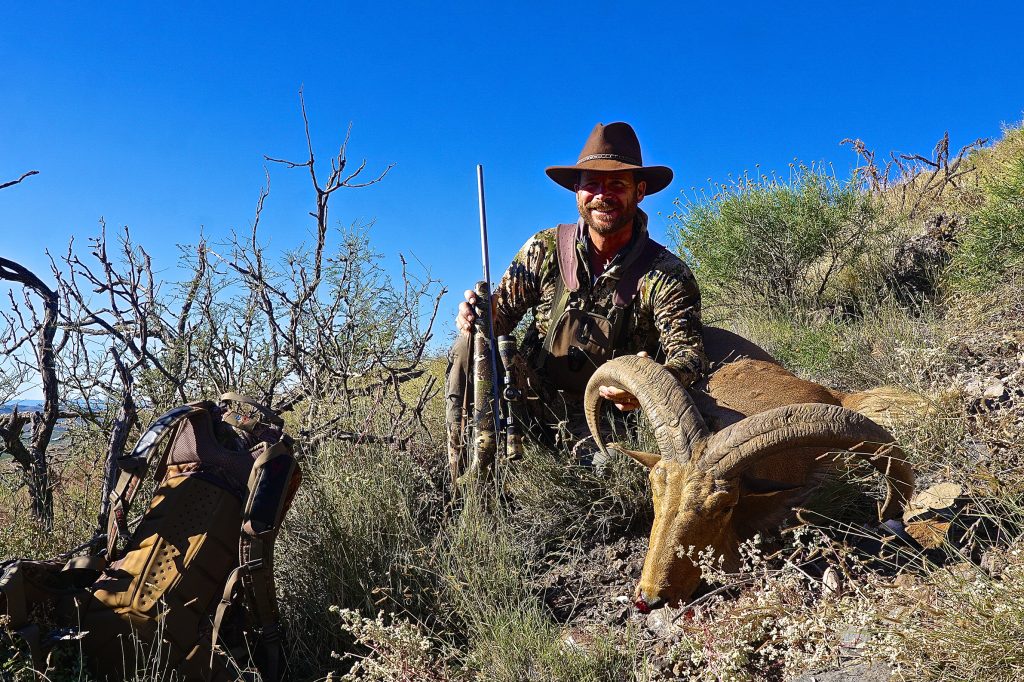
left=576, top=170, right=647, bottom=236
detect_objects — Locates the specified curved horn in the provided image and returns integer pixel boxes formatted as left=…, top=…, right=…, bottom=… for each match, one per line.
left=699, top=403, right=915, bottom=521
left=584, top=355, right=710, bottom=462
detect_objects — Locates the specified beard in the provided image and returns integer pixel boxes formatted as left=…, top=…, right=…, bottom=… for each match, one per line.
left=577, top=195, right=637, bottom=236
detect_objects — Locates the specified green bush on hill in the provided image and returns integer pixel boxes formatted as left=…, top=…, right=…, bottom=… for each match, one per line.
left=947, top=124, right=1024, bottom=292
left=672, top=164, right=897, bottom=312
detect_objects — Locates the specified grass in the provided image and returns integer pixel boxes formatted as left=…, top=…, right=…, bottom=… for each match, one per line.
left=946, top=124, right=1024, bottom=293
left=504, top=442, right=651, bottom=557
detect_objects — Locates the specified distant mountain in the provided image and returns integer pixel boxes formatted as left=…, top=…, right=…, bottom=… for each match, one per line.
left=1, top=400, right=45, bottom=415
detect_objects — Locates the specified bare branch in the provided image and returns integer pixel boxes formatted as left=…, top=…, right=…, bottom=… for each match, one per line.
left=0, top=170, right=39, bottom=191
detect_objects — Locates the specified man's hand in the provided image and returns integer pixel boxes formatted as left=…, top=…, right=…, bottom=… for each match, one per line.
left=599, top=351, right=649, bottom=411
left=456, top=289, right=477, bottom=335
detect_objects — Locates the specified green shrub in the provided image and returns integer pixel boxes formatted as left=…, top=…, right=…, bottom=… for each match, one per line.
left=463, top=605, right=645, bottom=682
left=947, top=124, right=1024, bottom=292
left=438, top=491, right=645, bottom=681
left=672, top=164, right=897, bottom=312
left=729, top=295, right=951, bottom=393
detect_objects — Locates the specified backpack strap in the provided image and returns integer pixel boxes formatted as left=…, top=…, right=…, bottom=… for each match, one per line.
left=542, top=223, right=583, bottom=355
left=606, top=236, right=665, bottom=348
left=220, top=392, right=284, bottom=427
left=612, top=236, right=664, bottom=308
left=555, top=221, right=581, bottom=293
left=212, top=440, right=302, bottom=682
left=104, top=403, right=201, bottom=561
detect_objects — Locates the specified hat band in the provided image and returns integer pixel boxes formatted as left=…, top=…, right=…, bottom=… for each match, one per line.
left=577, top=153, right=642, bottom=166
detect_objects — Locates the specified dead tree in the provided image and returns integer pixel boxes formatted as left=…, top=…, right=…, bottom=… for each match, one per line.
left=0, top=257, right=64, bottom=529
left=54, top=223, right=191, bottom=409
left=842, top=132, right=989, bottom=218
left=213, top=89, right=446, bottom=449
left=49, top=222, right=209, bottom=529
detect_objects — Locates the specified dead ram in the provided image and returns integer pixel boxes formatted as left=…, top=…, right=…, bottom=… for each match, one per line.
left=584, top=327, right=916, bottom=611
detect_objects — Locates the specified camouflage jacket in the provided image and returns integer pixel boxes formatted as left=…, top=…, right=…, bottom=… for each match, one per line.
left=491, top=209, right=707, bottom=389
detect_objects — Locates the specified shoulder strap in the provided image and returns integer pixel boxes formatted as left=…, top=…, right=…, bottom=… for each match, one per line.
left=220, top=392, right=284, bottom=426
left=607, top=236, right=665, bottom=352
left=612, top=236, right=665, bottom=308
left=542, top=224, right=581, bottom=354
left=555, top=222, right=581, bottom=293
left=212, top=440, right=301, bottom=682
left=104, top=403, right=203, bottom=561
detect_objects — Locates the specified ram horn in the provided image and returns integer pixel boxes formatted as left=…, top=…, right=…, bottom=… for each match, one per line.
left=699, top=403, right=915, bottom=520
left=584, top=355, right=710, bottom=463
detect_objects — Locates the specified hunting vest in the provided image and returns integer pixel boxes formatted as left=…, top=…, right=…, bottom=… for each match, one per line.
left=539, top=220, right=665, bottom=395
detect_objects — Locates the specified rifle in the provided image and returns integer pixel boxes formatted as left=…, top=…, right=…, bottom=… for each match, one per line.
left=461, top=165, right=523, bottom=482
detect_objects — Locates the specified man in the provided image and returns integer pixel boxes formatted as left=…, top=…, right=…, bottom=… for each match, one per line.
left=448, top=122, right=706, bottom=478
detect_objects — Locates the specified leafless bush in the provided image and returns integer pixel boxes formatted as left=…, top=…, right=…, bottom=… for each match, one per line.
left=0, top=257, right=64, bottom=528
left=842, top=132, right=988, bottom=219
left=1, top=94, right=445, bottom=530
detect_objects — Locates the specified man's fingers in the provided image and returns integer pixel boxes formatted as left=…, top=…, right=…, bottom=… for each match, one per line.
left=599, top=384, right=641, bottom=411
left=456, top=298, right=476, bottom=334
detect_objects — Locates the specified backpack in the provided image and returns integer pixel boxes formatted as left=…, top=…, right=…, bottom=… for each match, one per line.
left=0, top=394, right=302, bottom=681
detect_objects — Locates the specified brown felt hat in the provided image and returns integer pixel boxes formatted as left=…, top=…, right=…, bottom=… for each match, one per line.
left=545, top=122, right=673, bottom=195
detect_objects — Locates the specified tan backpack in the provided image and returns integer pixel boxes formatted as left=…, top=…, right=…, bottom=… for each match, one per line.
left=0, top=394, right=302, bottom=681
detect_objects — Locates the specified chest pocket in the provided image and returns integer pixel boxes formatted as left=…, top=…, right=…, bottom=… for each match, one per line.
left=543, top=305, right=622, bottom=395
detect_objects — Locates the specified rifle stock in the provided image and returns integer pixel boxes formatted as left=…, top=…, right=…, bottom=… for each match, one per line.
left=469, top=280, right=497, bottom=475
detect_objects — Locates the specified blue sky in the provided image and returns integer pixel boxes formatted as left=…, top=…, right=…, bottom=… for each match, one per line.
left=2, top=1, right=1023, bottom=381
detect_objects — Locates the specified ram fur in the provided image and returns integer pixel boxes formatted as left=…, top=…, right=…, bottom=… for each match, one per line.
left=584, top=326, right=916, bottom=610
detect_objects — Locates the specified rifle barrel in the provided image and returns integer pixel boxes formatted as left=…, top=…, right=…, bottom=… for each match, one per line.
left=476, top=165, right=493, bottom=287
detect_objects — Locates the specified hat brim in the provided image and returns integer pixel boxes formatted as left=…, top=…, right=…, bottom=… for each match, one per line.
left=545, top=160, right=673, bottom=195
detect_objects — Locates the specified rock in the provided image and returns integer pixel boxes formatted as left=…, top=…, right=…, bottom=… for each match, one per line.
left=964, top=378, right=985, bottom=397
left=838, top=627, right=869, bottom=662
left=790, top=662, right=892, bottom=682
left=644, top=607, right=679, bottom=636
left=981, top=550, right=1008, bottom=578
left=821, top=566, right=842, bottom=597
left=984, top=381, right=1008, bottom=400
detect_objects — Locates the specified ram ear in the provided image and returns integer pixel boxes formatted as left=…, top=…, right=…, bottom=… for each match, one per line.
left=608, top=443, right=661, bottom=470
left=739, top=474, right=804, bottom=498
